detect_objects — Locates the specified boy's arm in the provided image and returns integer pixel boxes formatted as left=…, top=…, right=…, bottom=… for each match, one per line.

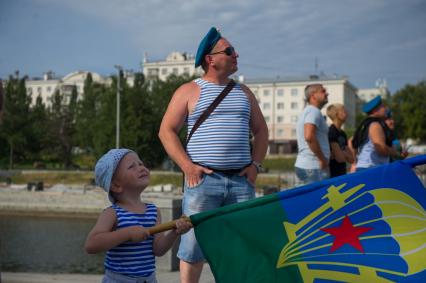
left=152, top=209, right=192, bottom=256
left=84, top=207, right=149, bottom=254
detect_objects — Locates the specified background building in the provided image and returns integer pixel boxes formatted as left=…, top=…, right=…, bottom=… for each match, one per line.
left=142, top=52, right=203, bottom=81
left=357, top=79, right=390, bottom=102
left=244, top=75, right=358, bottom=154
left=25, top=70, right=135, bottom=106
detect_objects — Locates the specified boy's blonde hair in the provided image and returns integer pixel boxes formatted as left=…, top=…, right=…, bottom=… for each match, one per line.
left=326, top=103, right=344, bottom=121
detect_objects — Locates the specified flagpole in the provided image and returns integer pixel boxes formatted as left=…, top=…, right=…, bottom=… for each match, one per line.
left=147, top=216, right=192, bottom=235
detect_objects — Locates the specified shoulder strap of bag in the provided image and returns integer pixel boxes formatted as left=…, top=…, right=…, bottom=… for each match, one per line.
left=185, top=79, right=236, bottom=146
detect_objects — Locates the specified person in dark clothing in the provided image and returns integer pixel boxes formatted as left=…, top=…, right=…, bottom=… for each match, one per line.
left=384, top=108, right=408, bottom=161
left=326, top=103, right=354, bottom=177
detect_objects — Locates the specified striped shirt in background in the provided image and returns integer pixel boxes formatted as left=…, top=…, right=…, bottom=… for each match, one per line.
left=104, top=203, right=157, bottom=278
left=186, top=78, right=252, bottom=170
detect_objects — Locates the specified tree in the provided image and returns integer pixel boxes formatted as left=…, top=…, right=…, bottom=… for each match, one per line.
left=27, top=94, right=49, bottom=162
left=391, top=81, right=426, bottom=142
left=76, top=73, right=101, bottom=152
left=47, top=86, right=78, bottom=168
left=0, top=72, right=32, bottom=168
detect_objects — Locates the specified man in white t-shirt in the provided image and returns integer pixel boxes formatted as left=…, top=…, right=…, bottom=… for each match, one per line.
left=295, top=83, right=330, bottom=185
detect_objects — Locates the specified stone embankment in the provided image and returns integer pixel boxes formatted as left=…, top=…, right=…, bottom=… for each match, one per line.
left=0, top=183, right=182, bottom=218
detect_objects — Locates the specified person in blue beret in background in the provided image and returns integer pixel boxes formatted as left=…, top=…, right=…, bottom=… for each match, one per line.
left=350, top=95, right=399, bottom=171
left=383, top=108, right=409, bottom=161
left=159, top=27, right=268, bottom=283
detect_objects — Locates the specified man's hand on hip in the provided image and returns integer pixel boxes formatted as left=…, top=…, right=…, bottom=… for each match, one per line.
left=239, top=164, right=258, bottom=187
left=184, top=163, right=213, bottom=188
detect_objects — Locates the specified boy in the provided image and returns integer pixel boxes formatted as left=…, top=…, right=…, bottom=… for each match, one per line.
left=85, top=148, right=192, bottom=283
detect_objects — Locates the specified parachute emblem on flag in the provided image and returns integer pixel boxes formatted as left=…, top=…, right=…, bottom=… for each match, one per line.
left=277, top=183, right=426, bottom=282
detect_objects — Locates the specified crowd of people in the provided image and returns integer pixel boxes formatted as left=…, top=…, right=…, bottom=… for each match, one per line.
left=83, top=27, right=408, bottom=283
left=295, top=87, right=408, bottom=185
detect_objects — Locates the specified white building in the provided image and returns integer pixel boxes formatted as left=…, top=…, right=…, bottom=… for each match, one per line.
left=25, top=70, right=136, bottom=106
left=142, top=52, right=203, bottom=81
left=357, top=79, right=390, bottom=102
left=244, top=75, right=358, bottom=154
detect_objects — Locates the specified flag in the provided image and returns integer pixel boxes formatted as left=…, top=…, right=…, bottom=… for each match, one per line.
left=190, top=155, right=426, bottom=283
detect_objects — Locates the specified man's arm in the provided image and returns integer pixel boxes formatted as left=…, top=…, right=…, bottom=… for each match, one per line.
left=239, top=84, right=269, bottom=184
left=330, top=143, right=355, bottom=163
left=158, top=82, right=212, bottom=187
left=369, top=122, right=398, bottom=157
left=305, top=124, right=328, bottom=169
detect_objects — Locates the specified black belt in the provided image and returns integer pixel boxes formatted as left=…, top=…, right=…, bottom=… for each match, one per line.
left=198, top=163, right=251, bottom=175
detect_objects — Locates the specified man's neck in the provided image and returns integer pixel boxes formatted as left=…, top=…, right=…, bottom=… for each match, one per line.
left=202, top=72, right=231, bottom=85
left=308, top=101, right=321, bottom=109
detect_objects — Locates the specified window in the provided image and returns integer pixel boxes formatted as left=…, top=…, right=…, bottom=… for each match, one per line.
left=292, top=129, right=297, bottom=137
left=183, top=67, right=190, bottom=74
left=148, top=69, right=158, bottom=76
left=37, top=87, right=42, bottom=94
left=27, top=88, right=33, bottom=95
left=277, top=129, right=284, bottom=137
left=277, top=116, right=284, bottom=123
left=172, top=68, right=178, bottom=75
left=277, top=102, right=284, bottom=109
left=161, top=68, right=168, bottom=75
left=291, top=102, right=298, bottom=110
left=277, top=89, right=284, bottom=96
left=46, top=86, right=51, bottom=92
left=291, top=88, right=298, bottom=96
left=263, top=103, right=271, bottom=110
left=264, top=116, right=270, bottom=123
left=291, top=115, right=298, bottom=122
left=263, top=89, right=270, bottom=96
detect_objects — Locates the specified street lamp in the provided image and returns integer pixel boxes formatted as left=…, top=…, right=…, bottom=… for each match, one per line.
left=114, top=65, right=122, bottom=149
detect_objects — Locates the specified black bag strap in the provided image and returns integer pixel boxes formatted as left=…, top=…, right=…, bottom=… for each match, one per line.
left=185, top=79, right=236, bottom=146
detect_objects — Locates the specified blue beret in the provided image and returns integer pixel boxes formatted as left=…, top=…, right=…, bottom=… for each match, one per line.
left=195, top=27, right=222, bottom=67
left=362, top=95, right=382, bottom=113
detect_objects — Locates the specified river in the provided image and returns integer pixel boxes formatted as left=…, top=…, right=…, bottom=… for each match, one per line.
left=0, top=215, right=104, bottom=274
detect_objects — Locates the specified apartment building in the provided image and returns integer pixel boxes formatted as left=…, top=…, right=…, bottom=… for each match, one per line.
left=244, top=75, right=358, bottom=154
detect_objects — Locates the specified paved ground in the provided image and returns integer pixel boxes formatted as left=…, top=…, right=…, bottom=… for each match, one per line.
left=2, top=266, right=215, bottom=283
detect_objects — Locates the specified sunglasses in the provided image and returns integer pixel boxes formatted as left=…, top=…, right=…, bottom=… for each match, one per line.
left=209, top=46, right=235, bottom=56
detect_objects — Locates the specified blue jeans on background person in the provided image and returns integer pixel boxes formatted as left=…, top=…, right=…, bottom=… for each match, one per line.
left=177, top=171, right=255, bottom=262
left=295, top=167, right=329, bottom=186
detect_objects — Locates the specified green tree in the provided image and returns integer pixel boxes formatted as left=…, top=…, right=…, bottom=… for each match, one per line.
left=391, top=81, right=426, bottom=142
left=47, top=86, right=78, bottom=168
left=27, top=94, right=49, bottom=162
left=76, top=73, right=102, bottom=152
left=0, top=72, right=32, bottom=168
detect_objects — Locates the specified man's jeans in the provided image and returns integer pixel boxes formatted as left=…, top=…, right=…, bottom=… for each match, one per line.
left=295, top=167, right=329, bottom=186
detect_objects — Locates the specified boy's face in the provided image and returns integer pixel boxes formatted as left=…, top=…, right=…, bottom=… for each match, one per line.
left=114, top=152, right=150, bottom=191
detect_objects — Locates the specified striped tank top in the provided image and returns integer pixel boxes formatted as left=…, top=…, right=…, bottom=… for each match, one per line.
left=187, top=78, right=252, bottom=170
left=104, top=203, right=157, bottom=277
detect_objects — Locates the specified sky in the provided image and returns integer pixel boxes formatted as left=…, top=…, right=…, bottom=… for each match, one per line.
left=1, top=0, right=425, bottom=94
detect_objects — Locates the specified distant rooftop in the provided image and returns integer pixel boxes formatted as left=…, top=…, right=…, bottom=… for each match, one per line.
left=243, top=74, right=349, bottom=84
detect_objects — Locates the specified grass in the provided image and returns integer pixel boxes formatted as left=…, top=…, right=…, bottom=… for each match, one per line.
left=5, top=156, right=296, bottom=189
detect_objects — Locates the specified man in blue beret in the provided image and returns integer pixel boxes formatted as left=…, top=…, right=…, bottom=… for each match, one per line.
left=350, top=95, right=398, bottom=170
left=159, top=27, right=268, bottom=283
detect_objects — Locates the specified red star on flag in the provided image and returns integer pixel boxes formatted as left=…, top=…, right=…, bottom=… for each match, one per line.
left=321, top=215, right=373, bottom=253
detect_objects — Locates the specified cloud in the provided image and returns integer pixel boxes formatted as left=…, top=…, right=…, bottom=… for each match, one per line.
left=1, top=0, right=425, bottom=92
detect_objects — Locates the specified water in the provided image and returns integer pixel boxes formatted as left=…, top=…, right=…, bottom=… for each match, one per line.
left=0, top=215, right=104, bottom=274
